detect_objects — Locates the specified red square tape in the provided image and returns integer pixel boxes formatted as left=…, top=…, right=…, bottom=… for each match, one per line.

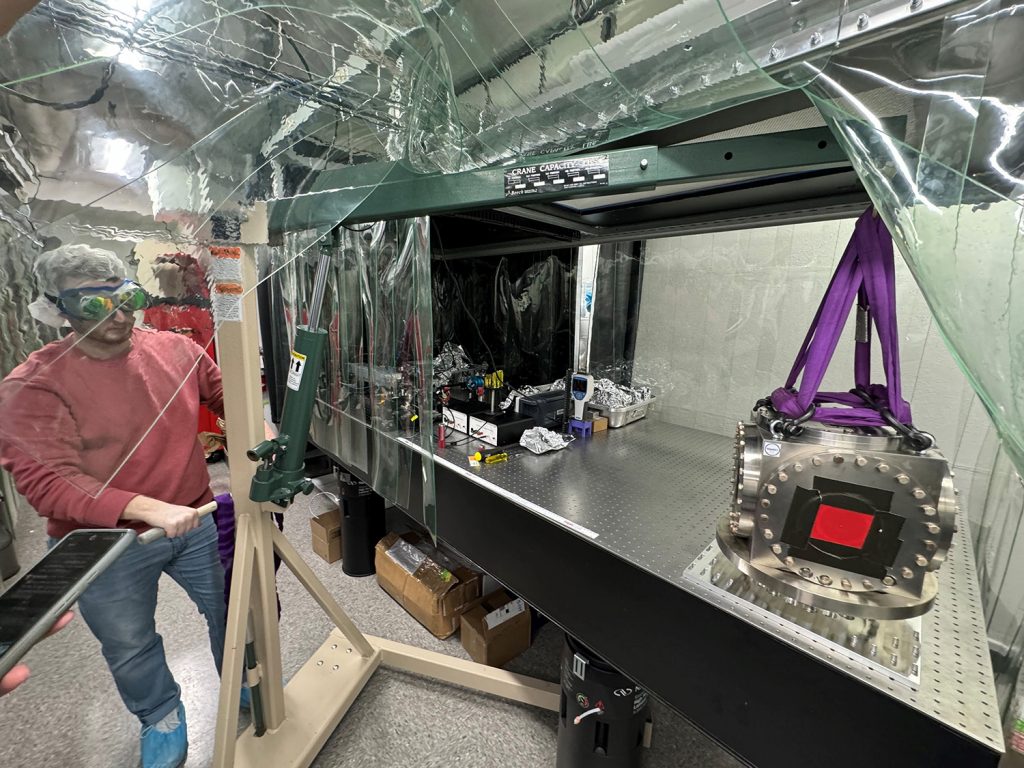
left=809, top=504, right=874, bottom=550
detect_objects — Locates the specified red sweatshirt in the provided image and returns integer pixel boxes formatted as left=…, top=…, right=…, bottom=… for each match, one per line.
left=0, top=328, right=224, bottom=538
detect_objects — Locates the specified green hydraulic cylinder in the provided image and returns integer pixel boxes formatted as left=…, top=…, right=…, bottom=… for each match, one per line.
left=248, top=237, right=333, bottom=507
left=248, top=325, right=326, bottom=505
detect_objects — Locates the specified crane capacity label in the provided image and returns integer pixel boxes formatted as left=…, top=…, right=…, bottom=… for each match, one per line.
left=503, top=155, right=609, bottom=198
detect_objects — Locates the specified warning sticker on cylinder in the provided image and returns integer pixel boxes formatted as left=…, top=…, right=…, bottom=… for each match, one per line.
left=286, top=350, right=306, bottom=391
left=504, top=155, right=609, bottom=198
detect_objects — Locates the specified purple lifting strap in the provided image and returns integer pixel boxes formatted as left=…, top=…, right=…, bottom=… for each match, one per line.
left=212, top=492, right=285, bottom=616
left=770, top=208, right=912, bottom=427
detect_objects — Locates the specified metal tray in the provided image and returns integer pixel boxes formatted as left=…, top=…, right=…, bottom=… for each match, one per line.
left=594, top=397, right=653, bottom=428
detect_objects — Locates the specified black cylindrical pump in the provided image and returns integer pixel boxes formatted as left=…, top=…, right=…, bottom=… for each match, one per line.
left=338, top=471, right=386, bottom=576
left=557, top=635, right=651, bottom=768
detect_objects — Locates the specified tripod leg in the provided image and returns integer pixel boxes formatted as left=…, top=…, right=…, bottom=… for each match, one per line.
left=270, top=524, right=374, bottom=658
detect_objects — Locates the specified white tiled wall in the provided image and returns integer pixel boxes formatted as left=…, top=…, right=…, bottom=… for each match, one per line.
left=633, top=219, right=993, bottom=519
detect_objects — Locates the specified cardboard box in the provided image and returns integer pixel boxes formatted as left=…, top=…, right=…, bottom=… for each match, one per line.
left=460, top=589, right=531, bottom=667
left=375, top=531, right=482, bottom=639
left=311, top=508, right=342, bottom=564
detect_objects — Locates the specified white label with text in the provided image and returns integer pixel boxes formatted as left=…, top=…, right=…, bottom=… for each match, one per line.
left=286, top=350, right=307, bottom=391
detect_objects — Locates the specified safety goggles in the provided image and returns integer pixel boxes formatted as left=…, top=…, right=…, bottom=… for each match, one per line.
left=52, top=280, right=150, bottom=320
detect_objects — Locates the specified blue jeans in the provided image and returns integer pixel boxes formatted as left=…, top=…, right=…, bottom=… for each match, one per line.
left=51, top=513, right=226, bottom=727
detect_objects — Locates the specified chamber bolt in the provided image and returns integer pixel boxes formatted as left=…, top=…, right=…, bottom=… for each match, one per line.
left=915, top=554, right=929, bottom=567
left=910, top=0, right=923, bottom=8
left=926, top=522, right=941, bottom=535
left=768, top=46, right=781, bottom=61
left=896, top=474, right=909, bottom=484
left=882, top=575, right=897, bottom=586
left=922, top=505, right=936, bottom=517
left=913, top=488, right=927, bottom=499
left=799, top=567, right=813, bottom=578
left=857, top=13, right=870, bottom=29
left=818, top=574, right=832, bottom=586
left=812, top=456, right=823, bottom=467
left=761, top=499, right=771, bottom=508
left=924, top=539, right=937, bottom=551
left=833, top=455, right=844, bottom=464
left=771, top=543, right=783, bottom=555
left=841, top=578, right=852, bottom=589
left=763, top=528, right=774, bottom=540
left=863, top=579, right=874, bottom=589
left=809, top=31, right=823, bottom=46
left=855, top=456, right=867, bottom=466
left=794, top=463, right=804, bottom=472
left=901, top=566, right=914, bottom=579
left=778, top=471, right=789, bottom=482
left=766, top=484, right=777, bottom=495
left=877, top=463, right=890, bottom=473
left=639, top=158, right=649, bottom=170
left=785, top=556, right=796, bottom=567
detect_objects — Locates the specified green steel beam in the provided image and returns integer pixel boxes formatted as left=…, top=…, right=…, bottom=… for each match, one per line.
left=268, top=127, right=850, bottom=232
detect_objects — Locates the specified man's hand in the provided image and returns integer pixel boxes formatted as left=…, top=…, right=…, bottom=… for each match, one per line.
left=0, top=611, right=74, bottom=697
left=123, top=496, right=200, bottom=538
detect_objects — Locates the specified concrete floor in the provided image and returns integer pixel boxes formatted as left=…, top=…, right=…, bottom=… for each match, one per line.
left=0, top=462, right=741, bottom=768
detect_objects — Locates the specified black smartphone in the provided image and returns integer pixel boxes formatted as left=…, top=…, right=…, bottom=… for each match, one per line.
left=0, top=529, right=134, bottom=679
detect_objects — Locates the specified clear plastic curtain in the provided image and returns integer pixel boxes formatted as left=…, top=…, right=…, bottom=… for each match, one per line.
left=0, top=2, right=444, bottom=512
left=265, top=220, right=436, bottom=535
left=715, top=0, right=1024, bottom=725
left=972, top=433, right=1024, bottom=719
left=0, top=0, right=1023, bottom=667
left=589, top=241, right=645, bottom=386
left=783, top=1, right=1024, bottom=477
left=348, top=218, right=436, bottom=535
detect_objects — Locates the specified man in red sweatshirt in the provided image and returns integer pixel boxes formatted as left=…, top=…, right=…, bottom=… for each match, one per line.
left=0, top=244, right=226, bottom=768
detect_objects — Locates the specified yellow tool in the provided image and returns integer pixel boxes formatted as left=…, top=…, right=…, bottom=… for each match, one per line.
left=469, top=450, right=509, bottom=464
